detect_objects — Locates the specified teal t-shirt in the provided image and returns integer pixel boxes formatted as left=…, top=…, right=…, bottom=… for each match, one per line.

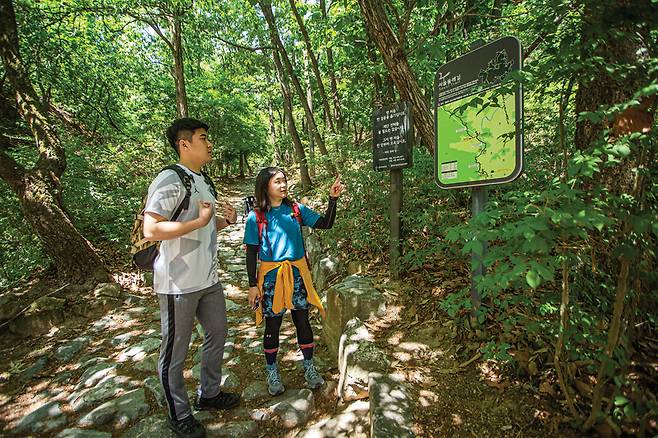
left=243, top=202, right=320, bottom=262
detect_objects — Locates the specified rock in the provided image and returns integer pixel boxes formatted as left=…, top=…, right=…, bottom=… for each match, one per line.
left=21, top=356, right=48, bottom=380
left=134, top=353, right=159, bottom=372
left=221, top=369, right=240, bottom=390
left=369, top=373, right=414, bottom=437
left=54, top=371, right=72, bottom=383
left=346, top=261, right=367, bottom=275
left=55, top=428, right=112, bottom=438
left=144, top=376, right=166, bottom=407
left=323, top=275, right=386, bottom=356
left=15, top=401, right=67, bottom=433
left=224, top=299, right=241, bottom=312
left=312, top=255, right=341, bottom=293
left=226, top=264, right=244, bottom=272
left=0, top=294, right=21, bottom=321
left=9, top=296, right=66, bottom=336
left=75, top=363, right=116, bottom=389
left=305, top=233, right=322, bottom=260
left=111, top=333, right=134, bottom=346
left=225, top=356, right=241, bottom=367
left=123, top=415, right=175, bottom=438
left=68, top=375, right=131, bottom=412
left=56, top=336, right=91, bottom=362
left=268, top=389, right=315, bottom=428
left=250, top=408, right=271, bottom=421
left=206, top=420, right=258, bottom=438
left=337, top=318, right=389, bottom=401
left=93, top=283, right=122, bottom=299
left=118, top=338, right=160, bottom=362
left=297, top=400, right=370, bottom=438
left=78, top=388, right=149, bottom=427
left=241, top=381, right=269, bottom=401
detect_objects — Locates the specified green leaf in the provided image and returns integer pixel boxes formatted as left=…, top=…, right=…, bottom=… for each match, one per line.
left=614, top=396, right=629, bottom=406
left=526, top=270, right=541, bottom=289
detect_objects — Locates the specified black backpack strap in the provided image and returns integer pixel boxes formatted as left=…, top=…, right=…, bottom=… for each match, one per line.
left=162, top=164, right=193, bottom=221
left=200, top=170, right=217, bottom=199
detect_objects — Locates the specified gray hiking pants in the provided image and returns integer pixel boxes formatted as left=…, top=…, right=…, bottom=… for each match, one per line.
left=157, top=282, right=227, bottom=421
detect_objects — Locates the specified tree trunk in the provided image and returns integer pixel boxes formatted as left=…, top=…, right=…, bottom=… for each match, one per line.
left=303, top=51, right=316, bottom=177
left=239, top=152, right=245, bottom=178
left=268, top=34, right=313, bottom=190
left=268, top=97, right=282, bottom=163
left=289, top=0, right=335, bottom=133
left=0, top=0, right=108, bottom=283
left=258, top=0, right=336, bottom=175
left=320, top=0, right=344, bottom=130
left=358, top=0, right=435, bottom=152
left=169, top=11, right=189, bottom=118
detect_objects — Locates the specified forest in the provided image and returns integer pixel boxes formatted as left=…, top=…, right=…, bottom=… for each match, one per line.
left=0, top=0, right=656, bottom=436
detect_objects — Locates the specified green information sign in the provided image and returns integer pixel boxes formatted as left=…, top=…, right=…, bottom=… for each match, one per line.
left=434, top=36, right=523, bottom=189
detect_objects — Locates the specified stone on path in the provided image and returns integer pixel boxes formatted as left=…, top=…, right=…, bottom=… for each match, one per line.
left=337, top=318, right=389, bottom=401
left=75, top=362, right=116, bottom=390
left=21, top=356, right=48, bottom=380
left=56, top=336, right=91, bottom=362
left=77, top=388, right=149, bottom=427
left=369, top=373, right=414, bottom=437
left=118, top=337, right=160, bottom=362
left=55, top=428, right=112, bottom=438
left=68, top=375, right=132, bottom=412
left=323, top=275, right=386, bottom=356
left=15, top=400, right=67, bottom=433
left=297, top=400, right=370, bottom=438
left=206, top=420, right=258, bottom=437
left=267, top=388, right=315, bottom=429
left=93, top=283, right=122, bottom=299
left=224, top=298, right=241, bottom=312
left=144, top=376, right=166, bottom=407
left=122, top=415, right=176, bottom=438
left=134, top=352, right=159, bottom=372
left=241, top=381, right=269, bottom=401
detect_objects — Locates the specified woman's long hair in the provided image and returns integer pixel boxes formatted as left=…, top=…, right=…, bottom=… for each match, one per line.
left=254, top=167, right=292, bottom=212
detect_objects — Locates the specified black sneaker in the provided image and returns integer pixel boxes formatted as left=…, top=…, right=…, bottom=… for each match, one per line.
left=167, top=415, right=206, bottom=438
left=194, top=391, right=241, bottom=410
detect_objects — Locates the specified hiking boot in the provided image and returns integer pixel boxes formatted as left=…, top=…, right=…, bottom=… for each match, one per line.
left=303, top=359, right=325, bottom=389
left=194, top=391, right=241, bottom=410
left=266, top=363, right=285, bottom=396
left=167, top=414, right=206, bottom=438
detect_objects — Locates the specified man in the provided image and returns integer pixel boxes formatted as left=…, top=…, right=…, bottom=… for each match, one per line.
left=143, top=118, right=240, bottom=438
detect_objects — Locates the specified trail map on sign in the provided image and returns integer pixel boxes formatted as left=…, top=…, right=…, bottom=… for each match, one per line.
left=437, top=89, right=516, bottom=183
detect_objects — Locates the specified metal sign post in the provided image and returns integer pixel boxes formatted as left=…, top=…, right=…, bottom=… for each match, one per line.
left=434, top=37, right=524, bottom=319
left=373, top=101, right=414, bottom=280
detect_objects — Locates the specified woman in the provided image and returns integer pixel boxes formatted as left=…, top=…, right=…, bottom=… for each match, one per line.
left=243, top=167, right=344, bottom=396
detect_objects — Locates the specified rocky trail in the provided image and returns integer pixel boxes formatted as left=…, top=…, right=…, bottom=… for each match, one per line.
left=0, top=179, right=563, bottom=437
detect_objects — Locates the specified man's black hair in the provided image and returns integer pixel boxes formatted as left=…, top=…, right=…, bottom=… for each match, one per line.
left=166, top=118, right=210, bottom=156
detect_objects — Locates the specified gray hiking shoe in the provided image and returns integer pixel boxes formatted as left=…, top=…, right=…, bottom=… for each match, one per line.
left=303, top=359, right=325, bottom=389
left=266, top=363, right=285, bottom=396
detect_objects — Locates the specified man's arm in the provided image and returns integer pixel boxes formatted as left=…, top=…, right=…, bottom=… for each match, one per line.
left=143, top=200, right=214, bottom=241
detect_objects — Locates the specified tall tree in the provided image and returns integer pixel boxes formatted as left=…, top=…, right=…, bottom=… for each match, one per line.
left=320, top=0, right=344, bottom=129
left=131, top=4, right=189, bottom=118
left=288, top=0, right=335, bottom=133
left=257, top=0, right=336, bottom=175
left=358, top=0, right=435, bottom=152
left=0, top=0, right=107, bottom=283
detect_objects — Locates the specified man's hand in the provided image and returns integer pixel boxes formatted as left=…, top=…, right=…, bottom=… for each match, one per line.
left=198, top=200, right=214, bottom=226
left=329, top=175, right=345, bottom=198
left=222, top=201, right=237, bottom=224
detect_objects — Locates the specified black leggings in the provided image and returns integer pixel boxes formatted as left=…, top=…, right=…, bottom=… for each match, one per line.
left=263, top=309, right=314, bottom=351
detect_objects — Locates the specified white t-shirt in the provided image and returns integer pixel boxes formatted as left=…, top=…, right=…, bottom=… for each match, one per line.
left=144, top=164, right=218, bottom=294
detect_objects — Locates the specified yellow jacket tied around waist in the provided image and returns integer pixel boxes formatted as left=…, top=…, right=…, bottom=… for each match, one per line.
left=255, top=258, right=325, bottom=326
